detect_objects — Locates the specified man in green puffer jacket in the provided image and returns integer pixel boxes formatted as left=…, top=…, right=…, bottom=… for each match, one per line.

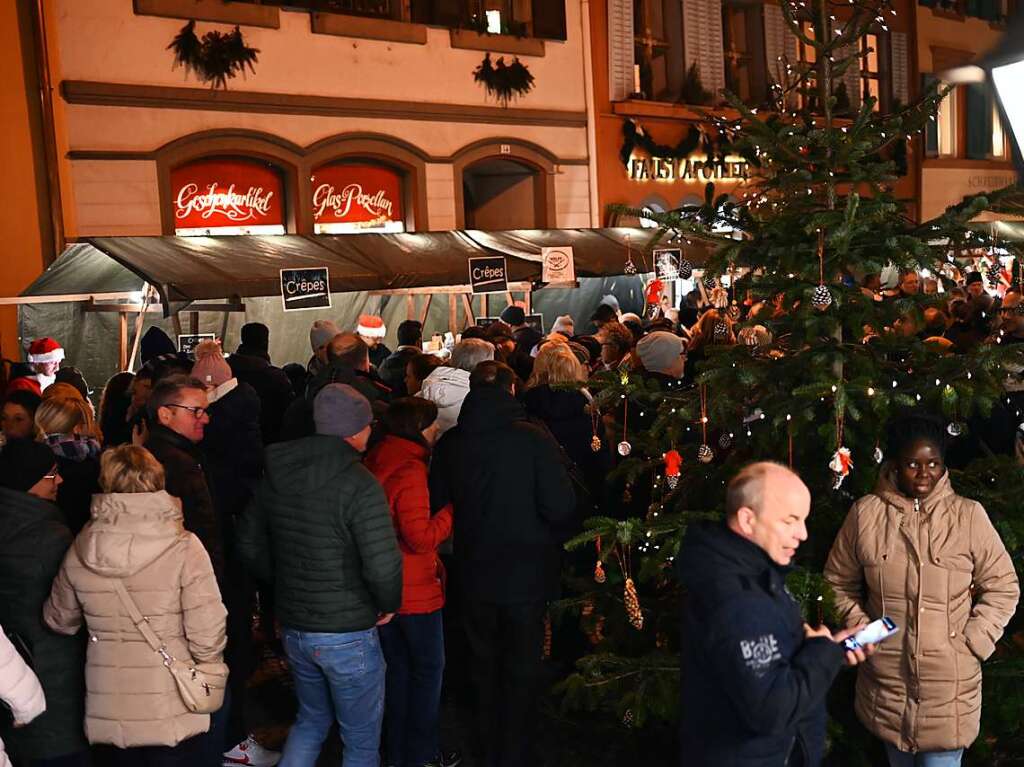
left=237, top=383, right=402, bottom=767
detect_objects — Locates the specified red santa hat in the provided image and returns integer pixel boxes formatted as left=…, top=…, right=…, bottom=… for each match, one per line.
left=356, top=314, right=386, bottom=339
left=27, top=337, right=65, bottom=364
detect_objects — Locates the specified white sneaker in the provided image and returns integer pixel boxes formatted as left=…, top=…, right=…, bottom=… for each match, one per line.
left=223, top=735, right=282, bottom=767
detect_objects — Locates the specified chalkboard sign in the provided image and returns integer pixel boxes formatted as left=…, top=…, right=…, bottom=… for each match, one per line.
left=468, top=256, right=508, bottom=294
left=280, top=267, right=332, bottom=312
left=177, top=333, right=216, bottom=355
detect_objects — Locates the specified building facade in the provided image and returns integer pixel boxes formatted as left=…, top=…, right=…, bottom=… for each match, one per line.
left=915, top=0, right=1018, bottom=222
left=591, top=0, right=920, bottom=229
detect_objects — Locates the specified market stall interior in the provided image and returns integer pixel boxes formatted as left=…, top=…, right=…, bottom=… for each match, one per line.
left=1, top=228, right=712, bottom=391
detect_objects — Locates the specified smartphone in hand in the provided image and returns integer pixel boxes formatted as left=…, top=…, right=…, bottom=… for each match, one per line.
left=843, top=617, right=898, bottom=651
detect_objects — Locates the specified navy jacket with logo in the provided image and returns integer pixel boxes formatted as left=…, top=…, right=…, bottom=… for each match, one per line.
left=677, top=522, right=845, bottom=767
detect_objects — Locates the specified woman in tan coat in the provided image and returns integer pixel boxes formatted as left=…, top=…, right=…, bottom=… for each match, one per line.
left=825, top=414, right=1019, bottom=766
left=43, top=445, right=227, bottom=767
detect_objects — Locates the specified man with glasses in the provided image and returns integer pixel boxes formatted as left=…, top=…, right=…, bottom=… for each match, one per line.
left=145, top=375, right=224, bottom=583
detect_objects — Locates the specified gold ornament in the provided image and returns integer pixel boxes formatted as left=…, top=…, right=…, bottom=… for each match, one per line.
left=624, top=577, right=643, bottom=630
left=591, top=434, right=602, bottom=452
left=594, top=559, right=606, bottom=584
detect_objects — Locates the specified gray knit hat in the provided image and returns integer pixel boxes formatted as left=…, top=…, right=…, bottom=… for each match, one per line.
left=314, top=384, right=372, bottom=438
left=310, top=320, right=341, bottom=353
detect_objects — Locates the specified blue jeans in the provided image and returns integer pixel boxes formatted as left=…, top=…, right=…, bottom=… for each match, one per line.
left=885, top=744, right=964, bottom=767
left=280, top=627, right=386, bottom=767
left=378, top=610, right=445, bottom=767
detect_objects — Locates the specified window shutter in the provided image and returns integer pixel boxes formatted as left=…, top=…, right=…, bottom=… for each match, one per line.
left=683, top=0, right=726, bottom=102
left=923, top=74, right=938, bottom=155
left=965, top=82, right=991, bottom=159
left=763, top=5, right=798, bottom=106
left=532, top=0, right=567, bottom=40
left=608, top=0, right=636, bottom=101
left=890, top=31, right=909, bottom=106
left=836, top=27, right=862, bottom=110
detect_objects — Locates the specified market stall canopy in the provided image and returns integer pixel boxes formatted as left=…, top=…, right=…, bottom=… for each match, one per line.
left=19, top=229, right=711, bottom=308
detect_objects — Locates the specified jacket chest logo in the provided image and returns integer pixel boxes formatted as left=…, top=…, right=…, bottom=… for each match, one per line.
left=740, top=634, right=782, bottom=673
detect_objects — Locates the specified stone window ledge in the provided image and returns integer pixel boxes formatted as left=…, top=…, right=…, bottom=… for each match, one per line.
left=448, top=29, right=545, bottom=57
left=133, top=0, right=280, bottom=28
left=311, top=13, right=427, bottom=45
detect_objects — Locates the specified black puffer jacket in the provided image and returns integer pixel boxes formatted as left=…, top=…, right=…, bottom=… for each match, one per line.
left=145, top=424, right=225, bottom=583
left=53, top=453, right=101, bottom=536
left=280, top=361, right=391, bottom=441
left=236, top=435, right=403, bottom=632
left=228, top=349, right=294, bottom=445
left=430, top=387, right=576, bottom=603
left=0, top=488, right=87, bottom=761
left=677, top=522, right=845, bottom=767
left=523, top=385, right=609, bottom=518
left=201, top=380, right=263, bottom=549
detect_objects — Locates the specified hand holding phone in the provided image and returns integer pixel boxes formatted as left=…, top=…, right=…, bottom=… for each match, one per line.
left=843, top=617, right=899, bottom=651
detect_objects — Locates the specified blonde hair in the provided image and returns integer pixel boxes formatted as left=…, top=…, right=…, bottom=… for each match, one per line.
left=99, top=445, right=165, bottom=493
left=527, top=343, right=585, bottom=389
left=35, top=395, right=101, bottom=440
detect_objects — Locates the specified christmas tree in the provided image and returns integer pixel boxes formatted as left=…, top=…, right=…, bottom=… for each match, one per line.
left=557, top=0, right=1024, bottom=762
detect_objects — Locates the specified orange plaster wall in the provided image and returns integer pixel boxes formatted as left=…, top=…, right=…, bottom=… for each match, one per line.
left=0, top=3, right=47, bottom=361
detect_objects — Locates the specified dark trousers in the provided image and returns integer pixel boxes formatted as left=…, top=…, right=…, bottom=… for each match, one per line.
left=109, top=735, right=204, bottom=767
left=30, top=752, right=91, bottom=767
left=222, top=560, right=255, bottom=748
left=378, top=610, right=445, bottom=767
left=462, top=599, right=546, bottom=767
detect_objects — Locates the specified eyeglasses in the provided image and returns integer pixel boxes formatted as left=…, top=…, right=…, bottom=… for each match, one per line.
left=43, top=468, right=59, bottom=481
left=163, top=404, right=208, bottom=419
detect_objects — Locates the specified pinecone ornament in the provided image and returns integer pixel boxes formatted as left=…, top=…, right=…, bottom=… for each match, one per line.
left=812, top=284, right=833, bottom=309
left=624, top=257, right=638, bottom=275
left=719, top=432, right=733, bottom=449
left=697, top=444, right=714, bottom=463
left=622, top=709, right=635, bottom=728
left=591, top=434, right=602, bottom=452
left=678, top=259, right=693, bottom=279
left=713, top=320, right=729, bottom=340
left=624, top=577, right=643, bottom=630
left=987, top=262, right=1002, bottom=285
left=703, top=275, right=717, bottom=289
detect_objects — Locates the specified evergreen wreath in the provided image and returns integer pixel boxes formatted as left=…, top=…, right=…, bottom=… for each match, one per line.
left=472, top=53, right=535, bottom=107
left=168, top=20, right=259, bottom=90
left=619, top=118, right=742, bottom=169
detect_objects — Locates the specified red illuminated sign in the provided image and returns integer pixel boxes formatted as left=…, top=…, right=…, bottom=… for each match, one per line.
left=171, top=158, right=283, bottom=231
left=311, top=164, right=404, bottom=231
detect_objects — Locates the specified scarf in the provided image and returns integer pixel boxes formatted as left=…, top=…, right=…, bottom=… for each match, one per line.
left=44, top=433, right=102, bottom=463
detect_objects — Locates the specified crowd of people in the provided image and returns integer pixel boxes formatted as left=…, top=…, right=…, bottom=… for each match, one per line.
left=0, top=266, right=1019, bottom=767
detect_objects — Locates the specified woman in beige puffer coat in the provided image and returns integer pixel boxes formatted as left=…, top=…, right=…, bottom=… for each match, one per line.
left=43, top=445, right=226, bottom=764
left=0, top=625, right=46, bottom=767
left=825, top=414, right=1019, bottom=766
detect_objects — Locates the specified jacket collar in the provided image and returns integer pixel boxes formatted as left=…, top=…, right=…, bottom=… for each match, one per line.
left=677, top=521, right=791, bottom=596
left=874, top=466, right=955, bottom=513
left=147, top=423, right=201, bottom=458
left=0, top=486, right=64, bottom=537
left=207, top=377, right=238, bottom=404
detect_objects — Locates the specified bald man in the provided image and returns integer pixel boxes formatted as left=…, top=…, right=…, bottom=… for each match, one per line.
left=677, top=462, right=873, bottom=767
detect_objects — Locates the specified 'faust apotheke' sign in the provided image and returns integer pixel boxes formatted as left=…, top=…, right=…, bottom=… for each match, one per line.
left=280, top=267, right=331, bottom=312
left=628, top=153, right=749, bottom=183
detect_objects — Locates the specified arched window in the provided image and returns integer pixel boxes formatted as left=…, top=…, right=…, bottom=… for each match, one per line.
left=170, top=156, right=286, bottom=236
left=311, top=161, right=406, bottom=234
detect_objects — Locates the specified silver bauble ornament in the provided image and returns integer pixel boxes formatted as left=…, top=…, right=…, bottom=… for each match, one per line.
left=946, top=422, right=965, bottom=437
left=811, top=284, right=833, bottom=309
left=873, top=446, right=884, bottom=464
left=697, top=444, right=714, bottom=463
left=617, top=440, right=633, bottom=456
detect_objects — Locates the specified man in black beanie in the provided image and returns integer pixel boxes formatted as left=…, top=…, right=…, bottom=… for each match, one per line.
left=377, top=320, right=423, bottom=397
left=229, top=322, right=294, bottom=445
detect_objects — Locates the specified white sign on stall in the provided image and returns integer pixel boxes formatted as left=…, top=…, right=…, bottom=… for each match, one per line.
left=541, top=246, right=576, bottom=284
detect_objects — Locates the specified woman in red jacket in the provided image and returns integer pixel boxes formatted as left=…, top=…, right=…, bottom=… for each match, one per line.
left=364, top=397, right=455, bottom=767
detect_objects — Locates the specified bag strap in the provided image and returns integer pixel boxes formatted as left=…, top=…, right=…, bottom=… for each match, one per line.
left=111, top=579, right=175, bottom=666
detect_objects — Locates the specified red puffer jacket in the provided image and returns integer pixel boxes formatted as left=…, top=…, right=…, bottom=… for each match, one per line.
left=365, top=435, right=453, bottom=614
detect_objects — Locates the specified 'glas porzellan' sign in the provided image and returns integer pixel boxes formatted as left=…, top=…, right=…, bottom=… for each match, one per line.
left=171, top=158, right=285, bottom=235
left=312, top=164, right=404, bottom=234
left=280, top=267, right=331, bottom=312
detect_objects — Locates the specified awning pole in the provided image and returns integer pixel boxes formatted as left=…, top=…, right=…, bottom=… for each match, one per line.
left=126, top=284, right=155, bottom=372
